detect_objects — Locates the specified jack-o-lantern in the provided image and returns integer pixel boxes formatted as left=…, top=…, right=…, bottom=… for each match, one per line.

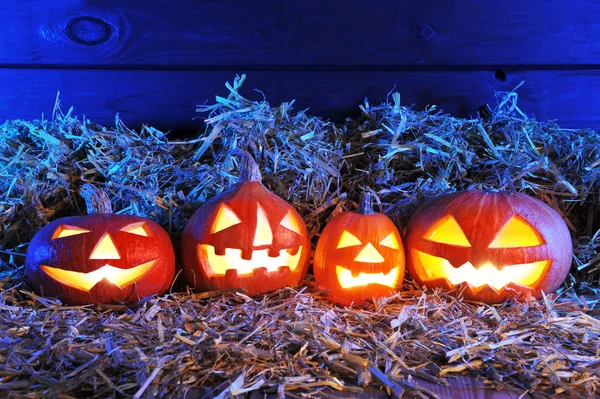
left=180, top=152, right=310, bottom=296
left=314, top=193, right=405, bottom=305
left=406, top=190, right=572, bottom=303
left=25, top=213, right=176, bottom=305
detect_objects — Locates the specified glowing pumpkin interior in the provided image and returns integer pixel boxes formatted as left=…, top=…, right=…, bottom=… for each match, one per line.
left=335, top=230, right=401, bottom=289
left=415, top=215, right=549, bottom=290
left=200, top=204, right=305, bottom=276
left=42, top=222, right=155, bottom=291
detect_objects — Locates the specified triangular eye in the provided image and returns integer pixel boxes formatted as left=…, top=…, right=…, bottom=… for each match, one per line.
left=280, top=209, right=302, bottom=234
left=52, top=225, right=90, bottom=239
left=121, top=222, right=149, bottom=237
left=426, top=216, right=470, bottom=247
left=211, top=204, right=241, bottom=234
left=337, top=230, right=362, bottom=249
left=379, top=232, right=399, bottom=249
left=489, top=216, right=542, bottom=248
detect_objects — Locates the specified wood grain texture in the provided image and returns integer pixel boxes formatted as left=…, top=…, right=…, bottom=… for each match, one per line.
left=1, top=69, right=598, bottom=134
left=1, top=0, right=599, bottom=67
left=205, top=376, right=545, bottom=398
left=411, top=376, right=545, bottom=399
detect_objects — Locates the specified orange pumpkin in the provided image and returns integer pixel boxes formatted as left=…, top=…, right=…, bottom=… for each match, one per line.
left=314, top=193, right=405, bottom=305
left=405, top=190, right=572, bottom=303
left=180, top=153, right=310, bottom=296
left=25, top=214, right=175, bottom=305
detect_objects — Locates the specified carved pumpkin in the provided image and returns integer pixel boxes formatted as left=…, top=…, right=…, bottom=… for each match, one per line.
left=180, top=153, right=310, bottom=296
left=25, top=214, right=176, bottom=305
left=406, top=190, right=572, bottom=303
left=314, top=193, right=405, bottom=305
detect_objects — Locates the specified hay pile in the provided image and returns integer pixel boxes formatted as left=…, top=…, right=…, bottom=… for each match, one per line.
left=0, top=75, right=599, bottom=397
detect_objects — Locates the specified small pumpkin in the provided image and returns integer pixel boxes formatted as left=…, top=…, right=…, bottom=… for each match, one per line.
left=25, top=209, right=175, bottom=305
left=405, top=190, right=572, bottom=303
left=314, top=193, right=405, bottom=305
left=180, top=152, right=310, bottom=296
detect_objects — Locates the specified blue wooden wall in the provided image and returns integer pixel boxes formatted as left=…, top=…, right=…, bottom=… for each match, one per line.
left=1, top=0, right=599, bottom=134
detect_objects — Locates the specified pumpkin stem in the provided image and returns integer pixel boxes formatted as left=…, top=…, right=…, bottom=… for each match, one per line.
left=80, top=183, right=113, bottom=214
left=235, top=148, right=263, bottom=182
left=358, top=191, right=376, bottom=215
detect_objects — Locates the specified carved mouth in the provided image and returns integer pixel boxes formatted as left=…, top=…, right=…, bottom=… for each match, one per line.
left=201, top=244, right=303, bottom=276
left=41, top=260, right=156, bottom=291
left=335, top=265, right=400, bottom=289
left=414, top=250, right=549, bottom=291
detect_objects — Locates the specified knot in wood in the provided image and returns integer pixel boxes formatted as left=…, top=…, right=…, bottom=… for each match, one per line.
left=66, top=16, right=112, bottom=46
left=413, top=23, right=435, bottom=41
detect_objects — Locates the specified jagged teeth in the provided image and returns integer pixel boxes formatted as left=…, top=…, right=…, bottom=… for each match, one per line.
left=335, top=266, right=400, bottom=289
left=202, top=245, right=303, bottom=276
left=415, top=250, right=548, bottom=290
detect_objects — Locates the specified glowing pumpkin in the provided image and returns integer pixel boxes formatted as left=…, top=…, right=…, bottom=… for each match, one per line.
left=180, top=153, right=310, bottom=296
left=405, top=190, right=572, bottom=303
left=25, top=214, right=176, bottom=305
left=314, top=193, right=405, bottom=305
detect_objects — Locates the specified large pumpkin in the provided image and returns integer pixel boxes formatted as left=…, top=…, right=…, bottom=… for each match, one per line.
left=180, top=153, right=310, bottom=296
left=314, top=193, right=405, bottom=305
left=25, top=213, right=176, bottom=305
left=405, top=190, right=572, bottom=303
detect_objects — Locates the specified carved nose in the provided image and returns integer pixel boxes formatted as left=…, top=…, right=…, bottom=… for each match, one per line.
left=354, top=243, right=384, bottom=263
left=89, top=233, right=121, bottom=259
left=253, top=204, right=273, bottom=246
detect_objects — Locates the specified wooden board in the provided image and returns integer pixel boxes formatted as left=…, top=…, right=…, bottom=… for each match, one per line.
left=237, top=376, right=546, bottom=398
left=411, top=376, right=545, bottom=399
left=1, top=69, right=599, bottom=134
left=1, top=0, right=600, bottom=67
left=2, top=0, right=598, bottom=132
